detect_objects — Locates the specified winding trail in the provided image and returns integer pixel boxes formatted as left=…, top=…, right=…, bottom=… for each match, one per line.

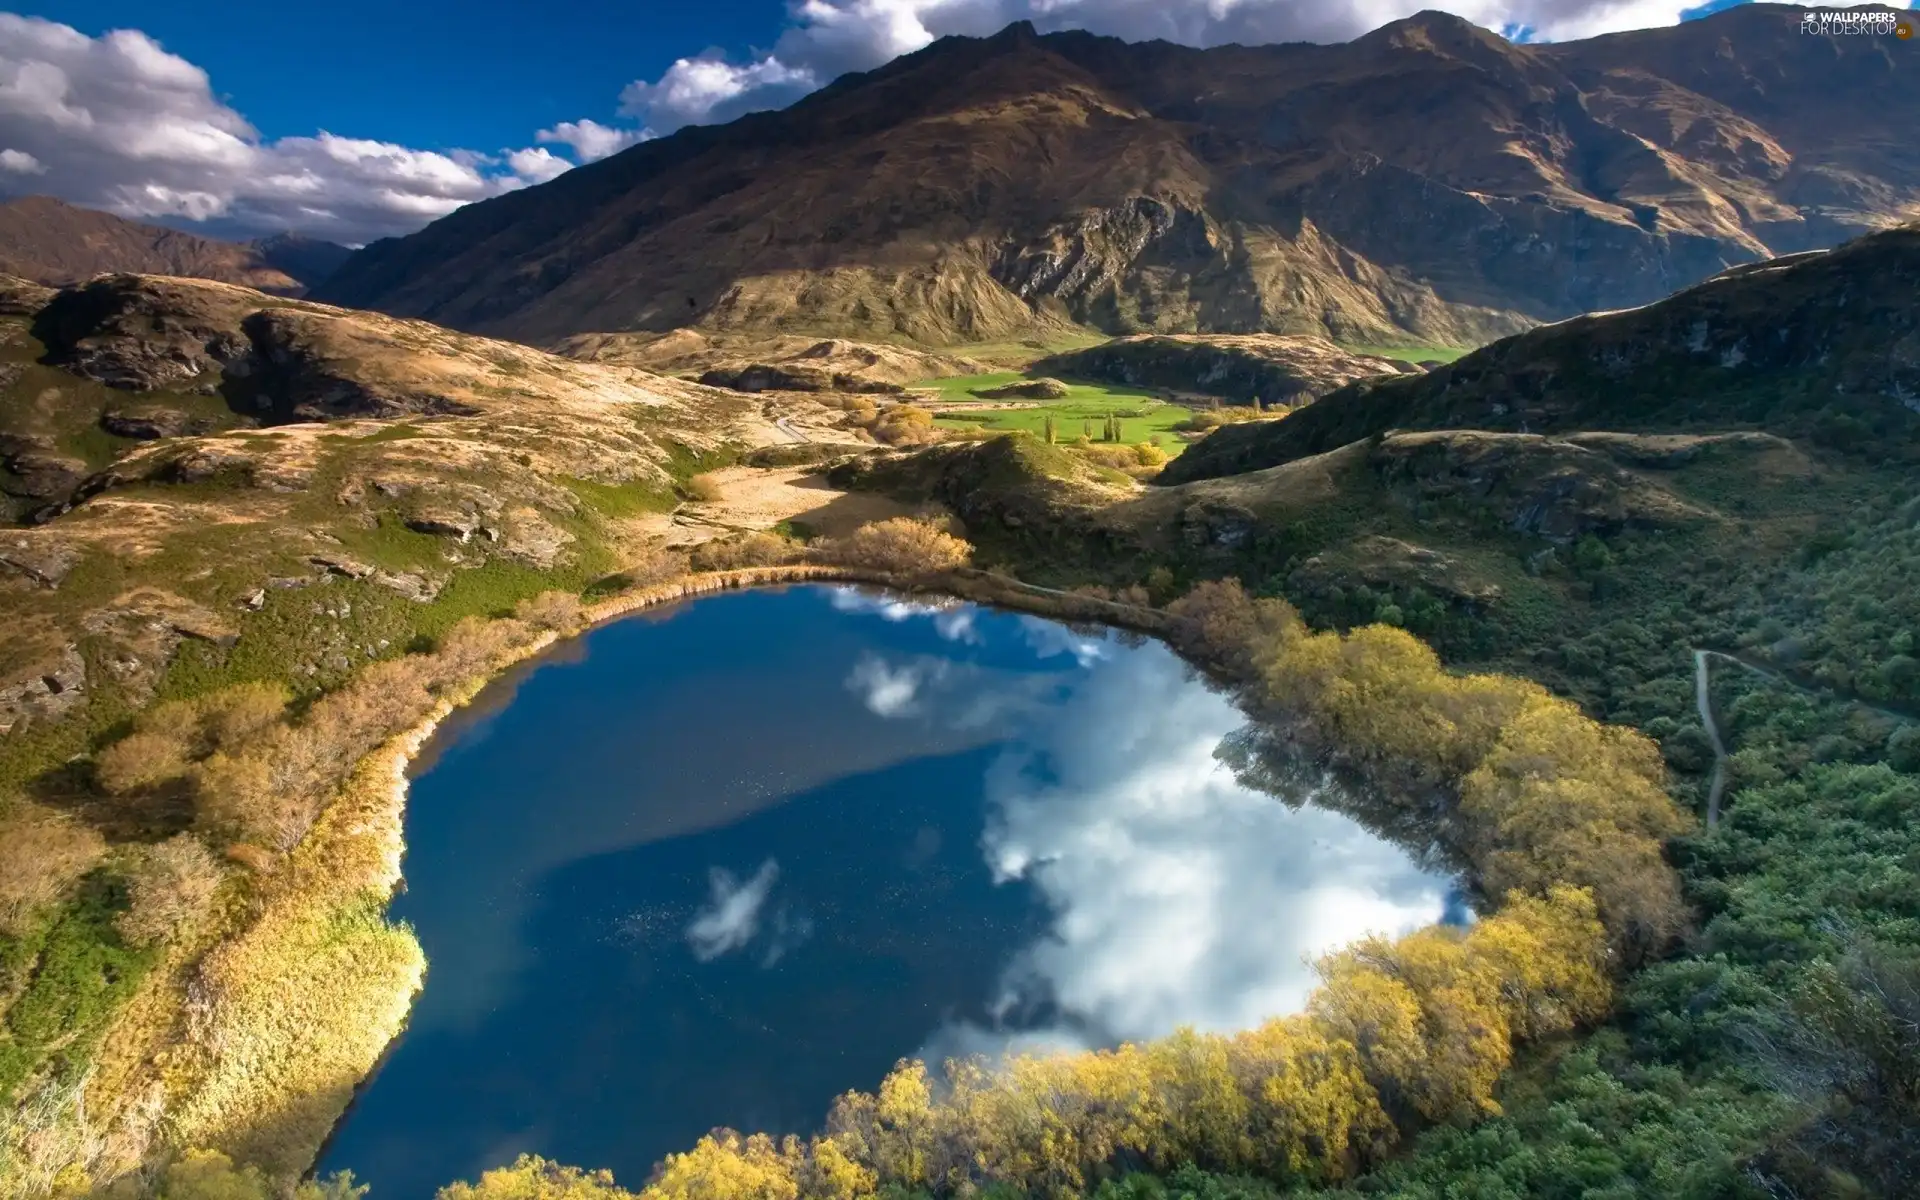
left=1694, top=650, right=1732, bottom=829
left=1691, top=646, right=1917, bottom=828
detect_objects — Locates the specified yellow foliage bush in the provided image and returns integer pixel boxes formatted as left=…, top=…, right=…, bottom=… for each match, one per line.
left=0, top=803, right=105, bottom=934
left=94, top=730, right=193, bottom=795
left=815, top=519, right=971, bottom=575
left=691, top=533, right=805, bottom=572
left=116, top=834, right=224, bottom=948
left=643, top=1132, right=800, bottom=1200
left=516, top=590, right=586, bottom=633
left=438, top=1154, right=633, bottom=1199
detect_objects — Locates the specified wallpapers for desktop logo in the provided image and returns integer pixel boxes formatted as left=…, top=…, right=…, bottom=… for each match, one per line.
left=1798, top=8, right=1911, bottom=37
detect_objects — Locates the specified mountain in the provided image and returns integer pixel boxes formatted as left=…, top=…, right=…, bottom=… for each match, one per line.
left=1157, top=221, right=1920, bottom=483
left=0, top=197, right=350, bottom=294
left=247, top=232, right=355, bottom=289
left=313, top=4, right=1918, bottom=349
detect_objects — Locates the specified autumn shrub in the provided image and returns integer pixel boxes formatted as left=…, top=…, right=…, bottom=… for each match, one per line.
left=814, top=518, right=972, bottom=575
left=437, top=1155, right=634, bottom=1199
left=116, top=835, right=224, bottom=948
left=685, top=473, right=726, bottom=502
left=870, top=406, right=941, bottom=447
left=432, top=616, right=535, bottom=684
left=1166, top=579, right=1302, bottom=680
left=0, top=804, right=105, bottom=935
left=1070, top=444, right=1140, bottom=470
left=198, top=683, right=291, bottom=754
left=516, top=590, right=586, bottom=633
left=97, top=1148, right=365, bottom=1200
left=691, top=533, right=806, bottom=572
left=195, top=745, right=311, bottom=851
left=94, top=730, right=193, bottom=795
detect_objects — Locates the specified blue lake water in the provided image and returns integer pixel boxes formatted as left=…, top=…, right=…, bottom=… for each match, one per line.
left=320, top=585, right=1452, bottom=1197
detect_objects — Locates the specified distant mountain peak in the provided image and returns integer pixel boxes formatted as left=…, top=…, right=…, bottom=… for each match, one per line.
left=0, top=196, right=350, bottom=294
left=310, top=7, right=1919, bottom=350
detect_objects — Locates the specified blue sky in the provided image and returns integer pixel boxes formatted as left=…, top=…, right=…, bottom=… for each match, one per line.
left=20, top=0, right=789, bottom=152
left=3, top=0, right=1899, bottom=243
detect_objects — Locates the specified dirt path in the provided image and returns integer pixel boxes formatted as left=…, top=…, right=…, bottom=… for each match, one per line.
left=1694, top=650, right=1732, bottom=828
left=1692, top=645, right=1916, bottom=828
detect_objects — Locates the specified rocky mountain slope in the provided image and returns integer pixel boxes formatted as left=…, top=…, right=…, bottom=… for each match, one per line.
left=0, top=272, right=766, bottom=722
left=556, top=329, right=984, bottom=391
left=0, top=197, right=350, bottom=295
left=1160, top=221, right=1920, bottom=483
left=314, top=5, right=1917, bottom=349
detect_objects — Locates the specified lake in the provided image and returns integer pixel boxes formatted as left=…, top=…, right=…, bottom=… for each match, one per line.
left=319, top=585, right=1453, bottom=1197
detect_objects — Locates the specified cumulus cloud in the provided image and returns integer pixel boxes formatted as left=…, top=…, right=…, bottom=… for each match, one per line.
left=829, top=587, right=981, bottom=643
left=0, top=12, right=634, bottom=242
left=505, top=146, right=573, bottom=185
left=619, top=54, right=818, bottom=131
left=926, top=638, right=1449, bottom=1059
left=614, top=0, right=1725, bottom=132
left=686, top=859, right=782, bottom=961
left=536, top=117, right=648, bottom=163
left=847, top=654, right=949, bottom=717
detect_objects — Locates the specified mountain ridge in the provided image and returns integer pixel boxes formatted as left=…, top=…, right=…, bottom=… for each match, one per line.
left=0, top=197, right=351, bottom=295
left=313, top=4, right=1919, bottom=348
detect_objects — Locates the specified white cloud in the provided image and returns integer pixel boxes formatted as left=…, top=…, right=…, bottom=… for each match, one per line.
left=0, top=12, right=597, bottom=242
left=506, top=145, right=572, bottom=184
left=924, top=639, right=1449, bottom=1059
left=829, top=587, right=979, bottom=641
left=537, top=117, right=648, bottom=163
left=686, top=859, right=781, bottom=961
left=619, top=54, right=818, bottom=131
left=614, top=0, right=1726, bottom=132
left=1017, top=615, right=1105, bottom=668
left=847, top=653, right=948, bottom=717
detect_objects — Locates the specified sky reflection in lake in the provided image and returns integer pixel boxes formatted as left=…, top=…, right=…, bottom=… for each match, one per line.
left=321, top=586, right=1448, bottom=1198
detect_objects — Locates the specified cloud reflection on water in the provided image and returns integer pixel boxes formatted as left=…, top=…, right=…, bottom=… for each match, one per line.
left=846, top=592, right=1449, bottom=1061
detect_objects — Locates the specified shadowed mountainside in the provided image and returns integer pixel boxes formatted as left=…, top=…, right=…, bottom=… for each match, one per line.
left=313, top=5, right=1918, bottom=349
left=1159, top=222, right=1920, bottom=483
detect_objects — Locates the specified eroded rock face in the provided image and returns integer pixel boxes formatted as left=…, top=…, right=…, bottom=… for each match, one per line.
left=0, top=642, right=84, bottom=735
left=233, top=308, right=484, bottom=421
left=0, top=533, right=77, bottom=588
left=101, top=407, right=214, bottom=440
left=0, top=434, right=87, bottom=500
left=34, top=275, right=257, bottom=391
